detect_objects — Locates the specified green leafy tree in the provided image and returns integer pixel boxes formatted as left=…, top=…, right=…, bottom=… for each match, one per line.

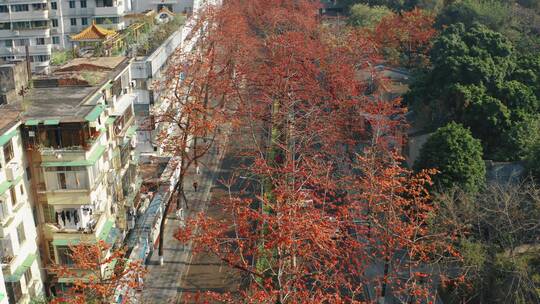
left=406, top=22, right=514, bottom=125
left=528, top=142, right=540, bottom=179
left=435, top=0, right=512, bottom=31
left=347, top=3, right=392, bottom=27
left=461, top=85, right=511, bottom=156
left=495, top=80, right=539, bottom=113
left=414, top=122, right=486, bottom=193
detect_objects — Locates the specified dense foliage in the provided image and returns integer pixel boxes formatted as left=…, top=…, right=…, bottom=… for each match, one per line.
left=406, top=22, right=540, bottom=162
left=414, top=122, right=486, bottom=193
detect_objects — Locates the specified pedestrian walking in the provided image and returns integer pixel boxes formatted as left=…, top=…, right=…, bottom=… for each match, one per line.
left=193, top=181, right=199, bottom=192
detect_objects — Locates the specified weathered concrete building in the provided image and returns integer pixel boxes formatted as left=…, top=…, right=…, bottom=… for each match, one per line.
left=0, top=106, right=45, bottom=304
left=18, top=56, right=140, bottom=295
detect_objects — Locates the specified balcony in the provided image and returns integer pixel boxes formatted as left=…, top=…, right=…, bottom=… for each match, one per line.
left=94, top=6, right=124, bottom=17
left=9, top=11, right=49, bottom=21
left=50, top=216, right=117, bottom=247
left=5, top=162, right=23, bottom=181
left=46, top=207, right=99, bottom=234
left=10, top=28, right=50, bottom=38
left=0, top=237, right=15, bottom=267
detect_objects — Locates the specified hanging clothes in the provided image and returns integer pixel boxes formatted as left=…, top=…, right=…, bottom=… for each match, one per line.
left=66, top=210, right=71, bottom=222
left=61, top=211, right=66, bottom=226
left=55, top=212, right=60, bottom=225
left=74, top=211, right=79, bottom=225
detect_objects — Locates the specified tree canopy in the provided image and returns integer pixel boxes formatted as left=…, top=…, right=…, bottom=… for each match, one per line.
left=414, top=122, right=486, bottom=193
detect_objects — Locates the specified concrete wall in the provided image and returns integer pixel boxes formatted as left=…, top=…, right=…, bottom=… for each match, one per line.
left=0, top=61, right=29, bottom=104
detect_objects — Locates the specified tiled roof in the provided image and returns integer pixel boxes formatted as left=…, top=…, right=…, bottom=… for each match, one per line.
left=71, top=22, right=117, bottom=41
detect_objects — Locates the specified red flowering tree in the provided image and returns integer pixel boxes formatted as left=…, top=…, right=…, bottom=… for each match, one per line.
left=372, top=8, right=437, bottom=67
left=169, top=0, right=459, bottom=302
left=49, top=240, right=146, bottom=304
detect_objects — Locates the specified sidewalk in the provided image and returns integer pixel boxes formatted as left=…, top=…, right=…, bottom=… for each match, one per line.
left=140, top=131, right=229, bottom=303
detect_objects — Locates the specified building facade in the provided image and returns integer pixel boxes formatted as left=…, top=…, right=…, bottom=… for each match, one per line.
left=131, top=0, right=193, bottom=15
left=0, top=112, right=45, bottom=304
left=0, top=1, right=52, bottom=73
left=50, top=0, right=131, bottom=49
left=18, top=56, right=140, bottom=295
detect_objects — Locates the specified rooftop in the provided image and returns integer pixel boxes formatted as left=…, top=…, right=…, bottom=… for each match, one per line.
left=23, top=86, right=98, bottom=122
left=23, top=57, right=130, bottom=122
left=0, top=104, right=22, bottom=134
left=71, top=23, right=117, bottom=41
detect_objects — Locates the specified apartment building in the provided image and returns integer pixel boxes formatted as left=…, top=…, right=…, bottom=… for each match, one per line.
left=131, top=0, right=193, bottom=15
left=50, top=0, right=132, bottom=49
left=0, top=270, right=7, bottom=304
left=18, top=56, right=140, bottom=294
left=0, top=106, right=45, bottom=304
left=0, top=1, right=52, bottom=73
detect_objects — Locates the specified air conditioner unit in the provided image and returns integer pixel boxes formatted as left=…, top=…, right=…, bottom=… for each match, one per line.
left=5, top=162, right=22, bottom=181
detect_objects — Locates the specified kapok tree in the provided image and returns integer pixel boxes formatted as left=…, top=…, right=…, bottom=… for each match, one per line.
left=49, top=240, right=146, bottom=304
left=172, top=0, right=461, bottom=303
left=372, top=8, right=436, bottom=68
left=154, top=3, right=232, bottom=265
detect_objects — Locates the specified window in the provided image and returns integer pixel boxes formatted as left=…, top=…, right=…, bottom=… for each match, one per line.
left=0, top=23, right=10, bottom=30
left=13, top=39, right=28, bottom=46
left=80, top=0, right=87, bottom=8
left=11, top=4, right=29, bottom=12
left=56, top=246, right=74, bottom=265
left=16, top=222, right=25, bottom=245
left=95, top=17, right=119, bottom=24
left=11, top=21, right=31, bottom=30
left=51, top=2, right=57, bottom=10
left=3, top=39, right=11, bottom=47
left=19, top=184, right=24, bottom=197
left=31, top=55, right=50, bottom=62
left=23, top=267, right=32, bottom=285
left=52, top=19, right=58, bottom=27
left=44, top=166, right=89, bottom=191
left=30, top=20, right=48, bottom=29
left=32, top=3, right=47, bottom=11
left=47, top=241, right=55, bottom=264
left=70, top=18, right=77, bottom=26
left=36, top=37, right=45, bottom=45
left=9, top=186, right=16, bottom=207
left=52, top=36, right=60, bottom=44
left=0, top=5, right=8, bottom=13
left=3, top=140, right=13, bottom=163
left=69, top=1, right=75, bottom=9
left=81, top=17, right=88, bottom=26
left=6, top=281, right=22, bottom=304
left=26, top=166, right=31, bottom=180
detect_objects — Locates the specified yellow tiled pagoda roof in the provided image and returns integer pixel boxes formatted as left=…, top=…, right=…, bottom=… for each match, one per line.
left=158, top=6, right=175, bottom=16
left=71, top=22, right=117, bottom=41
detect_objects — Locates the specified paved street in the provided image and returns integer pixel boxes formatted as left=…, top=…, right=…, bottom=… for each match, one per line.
left=140, top=132, right=230, bottom=304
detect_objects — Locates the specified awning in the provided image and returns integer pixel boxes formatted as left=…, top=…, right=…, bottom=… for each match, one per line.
left=41, top=145, right=106, bottom=167
left=126, top=125, right=138, bottom=137
left=44, top=119, right=60, bottom=126
left=98, top=219, right=115, bottom=241
left=0, top=175, right=23, bottom=195
left=0, top=180, right=12, bottom=195
left=4, top=253, right=36, bottom=282
left=85, top=104, right=105, bottom=122
left=52, top=220, right=115, bottom=246
left=25, top=120, right=40, bottom=126
left=0, top=131, right=16, bottom=146
left=106, top=117, right=117, bottom=125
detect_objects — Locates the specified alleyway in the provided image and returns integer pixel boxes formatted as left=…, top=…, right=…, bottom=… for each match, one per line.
left=140, top=134, right=231, bottom=303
